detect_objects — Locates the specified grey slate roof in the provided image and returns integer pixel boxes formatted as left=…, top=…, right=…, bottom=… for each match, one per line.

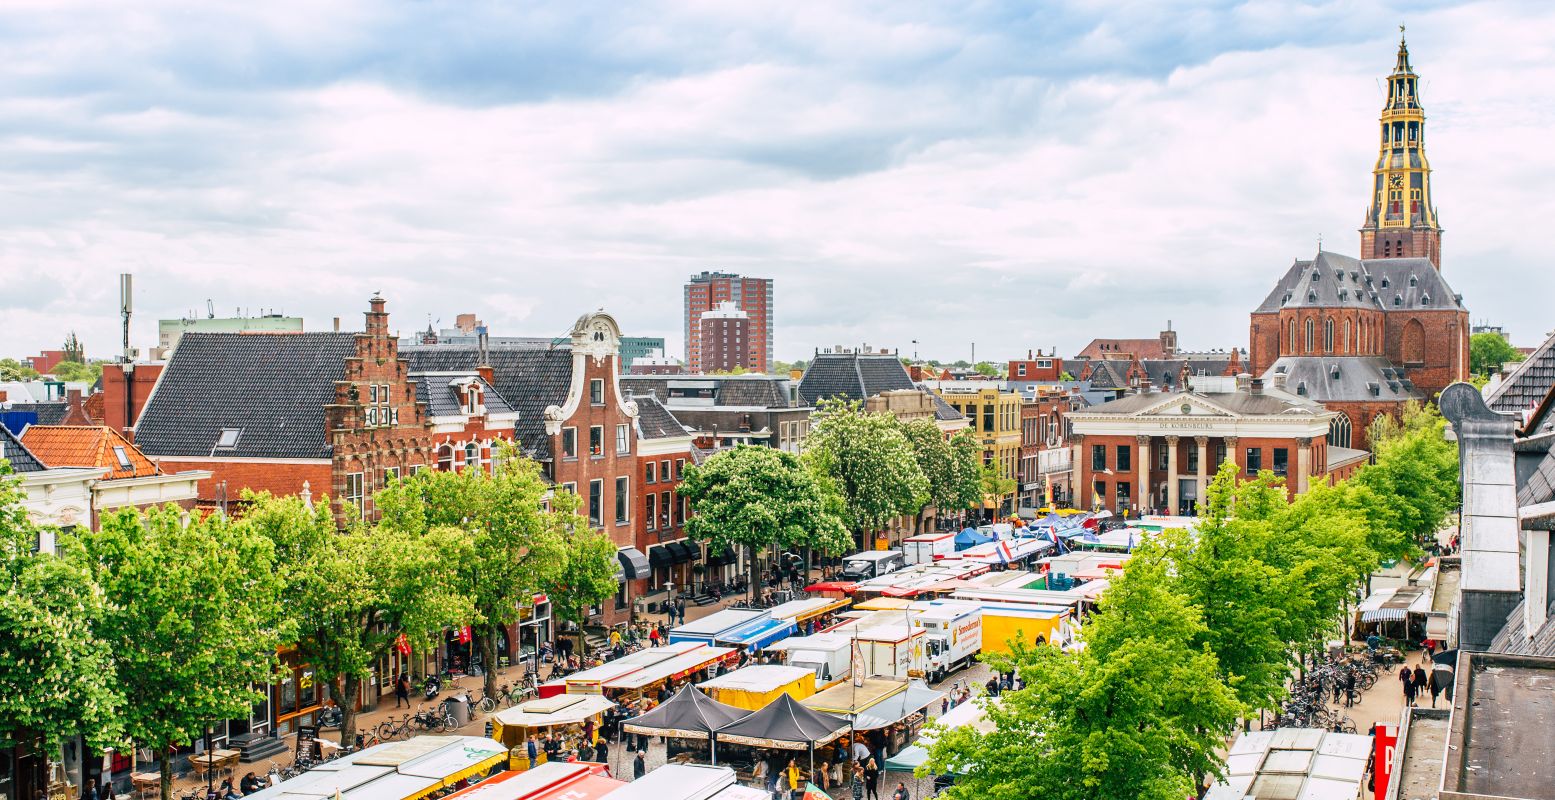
left=1086, top=361, right=1130, bottom=389
left=412, top=373, right=514, bottom=419
left=1486, top=331, right=1555, bottom=417
left=1254, top=251, right=1465, bottom=313
left=632, top=394, right=692, bottom=440
left=929, top=392, right=964, bottom=422
left=136, top=332, right=358, bottom=460
left=1488, top=601, right=1555, bottom=658
left=1141, top=358, right=1233, bottom=390
left=402, top=346, right=573, bottom=459
left=620, top=375, right=800, bottom=409
left=4, top=401, right=68, bottom=426
left=797, top=352, right=915, bottom=404
left=1078, top=385, right=1328, bottom=417
left=0, top=424, right=46, bottom=472
left=1263, top=356, right=1425, bottom=404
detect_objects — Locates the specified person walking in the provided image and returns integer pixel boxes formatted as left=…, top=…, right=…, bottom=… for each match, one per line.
left=786, top=760, right=802, bottom=800
left=1403, top=669, right=1419, bottom=707
left=1429, top=669, right=1445, bottom=708
left=1343, top=668, right=1357, bottom=708
left=1398, top=665, right=1413, bottom=702
left=1413, top=664, right=1428, bottom=701
left=633, top=751, right=646, bottom=780
left=863, top=755, right=881, bottom=800
left=648, top=626, right=660, bottom=647
left=892, top=782, right=910, bottom=800
left=850, top=765, right=866, bottom=800
left=594, top=736, right=608, bottom=765
left=395, top=673, right=411, bottom=709
left=526, top=736, right=539, bottom=767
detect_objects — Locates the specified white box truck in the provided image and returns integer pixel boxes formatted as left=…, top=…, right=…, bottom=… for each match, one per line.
left=912, top=603, right=983, bottom=682
left=838, top=550, right=907, bottom=582
left=769, top=633, right=854, bottom=689
left=857, top=625, right=926, bottom=680
left=902, top=532, right=957, bottom=565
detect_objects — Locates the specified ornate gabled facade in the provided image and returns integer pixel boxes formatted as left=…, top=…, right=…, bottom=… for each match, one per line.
left=1248, top=36, right=1469, bottom=452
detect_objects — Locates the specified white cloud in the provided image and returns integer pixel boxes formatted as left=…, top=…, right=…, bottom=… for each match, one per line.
left=0, top=0, right=1550, bottom=365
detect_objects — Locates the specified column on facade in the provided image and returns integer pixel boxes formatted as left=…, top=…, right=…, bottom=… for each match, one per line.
left=1134, top=435, right=1150, bottom=517
left=1195, top=435, right=1210, bottom=513
left=1296, top=437, right=1312, bottom=494
left=1165, top=435, right=1180, bottom=515
left=1224, top=435, right=1240, bottom=477
left=1071, top=434, right=1087, bottom=509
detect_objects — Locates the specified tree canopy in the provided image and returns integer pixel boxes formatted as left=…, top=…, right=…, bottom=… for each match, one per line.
left=898, top=419, right=980, bottom=529
left=0, top=466, right=121, bottom=753
left=74, top=506, right=287, bottom=799
left=802, top=400, right=927, bottom=544
left=1469, top=331, right=1524, bottom=377
left=680, top=445, right=847, bottom=599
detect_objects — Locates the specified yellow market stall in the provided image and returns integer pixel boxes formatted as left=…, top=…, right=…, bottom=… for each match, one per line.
left=239, top=737, right=506, bottom=800
left=489, top=694, right=616, bottom=770
left=980, top=604, right=1071, bottom=654
left=801, top=677, right=907, bottom=717
left=697, top=665, right=816, bottom=711
left=852, top=597, right=914, bottom=612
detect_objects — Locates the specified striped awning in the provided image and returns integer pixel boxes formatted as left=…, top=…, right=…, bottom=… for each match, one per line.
left=1361, top=608, right=1408, bottom=623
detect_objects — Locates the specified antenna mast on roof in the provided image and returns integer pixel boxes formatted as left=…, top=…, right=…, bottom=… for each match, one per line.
left=119, top=273, right=133, bottom=363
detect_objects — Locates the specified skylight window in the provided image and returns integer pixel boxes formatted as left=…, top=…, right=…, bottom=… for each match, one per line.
left=215, top=428, right=242, bottom=449
left=112, top=446, right=133, bottom=471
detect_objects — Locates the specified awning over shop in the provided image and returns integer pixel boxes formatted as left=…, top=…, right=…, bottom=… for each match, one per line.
left=668, top=540, right=698, bottom=563
left=649, top=546, right=674, bottom=567
left=715, top=617, right=798, bottom=650
left=1362, top=608, right=1407, bottom=622
left=852, top=681, right=946, bottom=730
left=617, top=548, right=650, bottom=581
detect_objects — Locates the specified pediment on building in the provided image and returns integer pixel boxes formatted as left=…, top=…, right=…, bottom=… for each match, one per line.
left=1133, top=394, right=1239, bottom=419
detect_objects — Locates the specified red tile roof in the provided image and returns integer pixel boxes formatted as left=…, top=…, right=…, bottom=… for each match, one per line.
left=20, top=425, right=160, bottom=479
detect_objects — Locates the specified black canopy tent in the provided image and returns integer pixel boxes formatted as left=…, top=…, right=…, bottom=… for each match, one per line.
left=621, top=683, right=749, bottom=740
left=713, top=694, right=850, bottom=772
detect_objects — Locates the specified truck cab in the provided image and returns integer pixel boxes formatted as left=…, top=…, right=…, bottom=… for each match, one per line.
left=913, top=604, right=983, bottom=682
left=838, top=550, right=907, bottom=582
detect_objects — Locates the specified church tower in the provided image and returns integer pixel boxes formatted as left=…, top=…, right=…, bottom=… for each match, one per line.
left=1359, top=30, right=1443, bottom=268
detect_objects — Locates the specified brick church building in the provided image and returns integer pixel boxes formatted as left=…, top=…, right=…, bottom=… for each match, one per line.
left=1249, top=34, right=1469, bottom=452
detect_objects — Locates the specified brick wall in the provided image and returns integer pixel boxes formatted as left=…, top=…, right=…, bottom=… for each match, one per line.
left=149, top=457, right=332, bottom=506
left=101, top=362, right=163, bottom=436
left=1382, top=307, right=1468, bottom=398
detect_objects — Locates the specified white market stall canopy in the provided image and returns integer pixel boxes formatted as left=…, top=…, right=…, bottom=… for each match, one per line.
left=1204, top=728, right=1372, bottom=800
left=242, top=737, right=507, bottom=800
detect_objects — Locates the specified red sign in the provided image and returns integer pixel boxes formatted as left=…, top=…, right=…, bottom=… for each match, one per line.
left=1373, top=723, right=1397, bottom=800
left=395, top=633, right=412, bottom=655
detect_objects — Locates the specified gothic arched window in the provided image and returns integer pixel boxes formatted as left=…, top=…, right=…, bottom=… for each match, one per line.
left=1305, top=319, right=1315, bottom=354
left=1343, top=320, right=1352, bottom=354
left=1324, top=318, right=1335, bottom=353
left=1328, top=413, right=1353, bottom=449
left=1288, top=319, right=1297, bottom=352
left=1403, top=319, right=1426, bottom=365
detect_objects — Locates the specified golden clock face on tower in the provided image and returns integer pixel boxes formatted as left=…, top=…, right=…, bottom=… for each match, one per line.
left=1389, top=174, right=1404, bottom=187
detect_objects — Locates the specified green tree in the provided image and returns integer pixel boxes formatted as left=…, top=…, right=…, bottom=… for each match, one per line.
left=1469, top=331, right=1524, bottom=376
left=244, top=492, right=472, bottom=745
left=898, top=419, right=960, bottom=531
left=946, top=430, right=985, bottom=522
left=0, top=466, right=122, bottom=755
left=0, top=357, right=40, bottom=381
left=539, top=524, right=621, bottom=657
left=62, top=332, right=85, bottom=363
left=680, top=445, right=846, bottom=602
left=50, top=360, right=102, bottom=383
left=374, top=453, right=569, bottom=697
left=926, top=549, right=1239, bottom=799
left=803, top=400, right=928, bottom=547
left=1355, top=403, right=1459, bottom=552
left=973, top=361, right=1001, bottom=378
left=74, top=507, right=287, bottom=800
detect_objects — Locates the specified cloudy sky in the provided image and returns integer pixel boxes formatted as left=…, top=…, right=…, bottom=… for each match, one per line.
left=1, top=0, right=1550, bottom=363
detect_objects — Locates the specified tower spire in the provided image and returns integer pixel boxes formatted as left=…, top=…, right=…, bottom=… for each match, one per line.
left=1359, top=28, right=1442, bottom=268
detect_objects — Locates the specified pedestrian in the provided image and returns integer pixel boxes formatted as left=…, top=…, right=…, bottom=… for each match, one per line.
left=526, top=736, right=539, bottom=767
left=637, top=731, right=649, bottom=752
left=850, top=765, right=866, bottom=800
left=752, top=758, right=769, bottom=790
left=863, top=756, right=881, bottom=800
left=1343, top=669, right=1356, bottom=708
left=649, top=626, right=660, bottom=647
left=786, top=759, right=802, bottom=799
left=395, top=673, right=411, bottom=709
left=82, top=779, right=99, bottom=800
left=1403, top=671, right=1419, bottom=707
left=610, top=628, right=621, bottom=649
left=1413, top=664, right=1427, bottom=698
left=940, top=695, right=949, bottom=715
left=579, top=741, right=595, bottom=762
left=584, top=717, right=596, bottom=745
left=892, top=782, right=910, bottom=800
left=633, top=751, right=646, bottom=780
left=1398, top=665, right=1412, bottom=701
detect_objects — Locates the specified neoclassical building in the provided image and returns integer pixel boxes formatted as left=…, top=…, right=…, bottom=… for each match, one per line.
left=1067, top=374, right=1365, bottom=515
left=1248, top=34, right=1469, bottom=452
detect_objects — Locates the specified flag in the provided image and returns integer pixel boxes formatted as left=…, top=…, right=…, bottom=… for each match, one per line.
left=802, top=784, right=835, bottom=800
left=394, top=633, right=411, bottom=655
left=851, top=636, right=865, bottom=688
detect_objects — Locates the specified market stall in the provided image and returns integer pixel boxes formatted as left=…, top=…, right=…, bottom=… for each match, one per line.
left=698, top=665, right=816, bottom=710
left=490, top=695, right=616, bottom=770
left=713, top=616, right=797, bottom=651
left=853, top=681, right=946, bottom=754
left=241, top=737, right=507, bottom=800
left=801, top=678, right=907, bottom=717
left=669, top=609, right=770, bottom=645
left=601, top=764, right=756, bottom=800
left=619, top=684, right=749, bottom=764
left=602, top=646, right=737, bottom=704
left=440, top=763, right=621, bottom=800
left=852, top=597, right=914, bottom=612
left=711, top=695, right=850, bottom=770
left=765, top=597, right=851, bottom=632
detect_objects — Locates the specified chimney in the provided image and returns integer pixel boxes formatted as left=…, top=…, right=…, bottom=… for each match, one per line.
left=1235, top=372, right=1251, bottom=392
left=333, top=317, right=341, bottom=332
left=1249, top=378, right=1264, bottom=395
left=1270, top=371, right=1287, bottom=392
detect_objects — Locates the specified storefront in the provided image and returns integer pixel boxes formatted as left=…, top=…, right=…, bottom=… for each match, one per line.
left=273, top=649, right=323, bottom=737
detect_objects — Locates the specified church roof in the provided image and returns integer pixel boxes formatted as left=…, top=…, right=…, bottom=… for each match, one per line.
left=1263, top=356, right=1425, bottom=404
left=1254, top=252, right=1463, bottom=314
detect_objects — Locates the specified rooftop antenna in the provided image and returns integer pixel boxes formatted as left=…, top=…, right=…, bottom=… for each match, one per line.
left=119, top=273, right=133, bottom=363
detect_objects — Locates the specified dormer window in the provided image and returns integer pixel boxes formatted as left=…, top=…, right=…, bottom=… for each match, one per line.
left=1311, top=270, right=1321, bottom=281
left=1393, top=294, right=1403, bottom=306
left=215, top=428, right=242, bottom=449
left=113, top=446, right=133, bottom=471
left=1420, top=293, right=1431, bottom=306
left=1296, top=382, right=1308, bottom=396
left=1409, top=274, right=1418, bottom=286
left=464, top=384, right=482, bottom=414
left=1380, top=277, right=1389, bottom=288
